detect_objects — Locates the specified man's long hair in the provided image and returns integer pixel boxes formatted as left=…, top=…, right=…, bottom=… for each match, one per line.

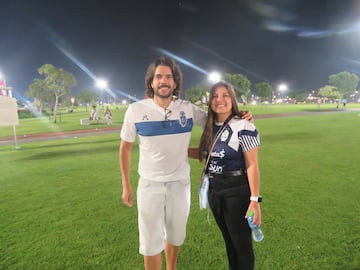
left=145, top=56, right=183, bottom=98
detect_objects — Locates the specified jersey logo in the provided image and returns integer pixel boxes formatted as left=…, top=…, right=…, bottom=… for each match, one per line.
left=142, top=115, right=149, bottom=120
left=209, top=164, right=223, bottom=173
left=179, top=111, right=187, bottom=127
left=221, top=130, right=229, bottom=141
left=211, top=149, right=225, bottom=159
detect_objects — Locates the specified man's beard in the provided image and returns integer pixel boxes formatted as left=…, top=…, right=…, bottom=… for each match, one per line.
left=154, top=86, right=173, bottom=99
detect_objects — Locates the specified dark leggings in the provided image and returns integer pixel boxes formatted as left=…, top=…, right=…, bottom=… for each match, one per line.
left=208, top=175, right=254, bottom=270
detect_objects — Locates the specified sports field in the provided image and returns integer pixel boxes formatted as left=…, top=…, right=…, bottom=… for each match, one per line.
left=1, top=104, right=359, bottom=269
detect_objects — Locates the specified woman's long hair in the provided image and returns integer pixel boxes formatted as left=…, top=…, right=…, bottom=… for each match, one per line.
left=198, top=81, right=244, bottom=161
left=145, top=56, right=183, bottom=98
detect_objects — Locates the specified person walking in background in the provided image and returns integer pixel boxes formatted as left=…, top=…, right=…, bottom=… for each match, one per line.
left=342, top=98, right=347, bottom=108
left=317, top=98, right=321, bottom=109
left=90, top=105, right=99, bottom=120
left=197, top=81, right=262, bottom=270
left=104, top=106, right=112, bottom=125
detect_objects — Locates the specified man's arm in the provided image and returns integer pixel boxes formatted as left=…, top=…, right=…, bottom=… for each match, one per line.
left=188, top=147, right=200, bottom=159
left=119, top=140, right=134, bottom=207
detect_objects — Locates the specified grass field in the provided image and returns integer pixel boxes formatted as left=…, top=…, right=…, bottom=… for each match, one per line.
left=1, top=104, right=360, bottom=269
left=1, top=102, right=359, bottom=138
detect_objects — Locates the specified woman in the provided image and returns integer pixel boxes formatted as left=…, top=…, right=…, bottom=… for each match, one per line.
left=104, top=106, right=112, bottom=125
left=198, top=81, right=262, bottom=270
left=90, top=105, right=99, bottom=120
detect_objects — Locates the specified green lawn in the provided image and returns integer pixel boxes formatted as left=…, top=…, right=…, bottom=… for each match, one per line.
left=1, top=103, right=359, bottom=138
left=1, top=104, right=360, bottom=269
left=0, top=105, right=127, bottom=138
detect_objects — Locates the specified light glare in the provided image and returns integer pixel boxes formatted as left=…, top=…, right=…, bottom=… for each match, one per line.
left=208, top=71, right=221, bottom=83
left=96, top=79, right=107, bottom=89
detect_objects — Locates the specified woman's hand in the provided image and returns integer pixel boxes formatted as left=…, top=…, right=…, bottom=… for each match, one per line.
left=246, top=202, right=261, bottom=226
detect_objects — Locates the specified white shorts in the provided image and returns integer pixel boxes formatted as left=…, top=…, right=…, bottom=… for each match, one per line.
left=137, top=177, right=191, bottom=256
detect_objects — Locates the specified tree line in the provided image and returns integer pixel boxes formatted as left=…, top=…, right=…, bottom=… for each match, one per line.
left=25, top=64, right=359, bottom=123
left=185, top=71, right=359, bottom=104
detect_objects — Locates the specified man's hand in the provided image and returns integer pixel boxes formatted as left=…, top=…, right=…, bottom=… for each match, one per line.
left=122, top=186, right=133, bottom=207
left=242, top=111, right=254, bottom=123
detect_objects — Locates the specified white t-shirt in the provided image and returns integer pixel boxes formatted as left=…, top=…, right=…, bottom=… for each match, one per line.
left=121, top=98, right=206, bottom=182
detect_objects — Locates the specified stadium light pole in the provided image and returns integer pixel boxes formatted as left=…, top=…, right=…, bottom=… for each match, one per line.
left=0, top=71, right=10, bottom=97
left=96, top=79, right=108, bottom=108
left=0, top=72, right=2, bottom=96
left=70, top=97, right=75, bottom=111
left=204, top=71, right=221, bottom=104
left=278, top=83, right=287, bottom=99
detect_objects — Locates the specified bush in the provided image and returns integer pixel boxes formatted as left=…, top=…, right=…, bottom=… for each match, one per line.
left=17, top=109, right=35, bottom=119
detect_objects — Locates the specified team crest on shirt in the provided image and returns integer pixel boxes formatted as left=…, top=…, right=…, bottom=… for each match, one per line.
left=221, top=129, right=229, bottom=141
left=179, top=111, right=187, bottom=127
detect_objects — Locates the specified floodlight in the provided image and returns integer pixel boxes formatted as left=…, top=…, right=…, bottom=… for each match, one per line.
left=208, top=72, right=221, bottom=83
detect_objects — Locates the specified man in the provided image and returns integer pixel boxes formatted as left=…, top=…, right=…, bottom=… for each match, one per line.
left=119, top=56, right=252, bottom=270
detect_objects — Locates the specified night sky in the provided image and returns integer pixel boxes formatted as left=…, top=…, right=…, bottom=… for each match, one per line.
left=1, top=0, right=360, bottom=101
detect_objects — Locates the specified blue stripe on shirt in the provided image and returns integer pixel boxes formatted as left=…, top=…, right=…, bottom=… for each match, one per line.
left=135, top=118, right=193, bottom=136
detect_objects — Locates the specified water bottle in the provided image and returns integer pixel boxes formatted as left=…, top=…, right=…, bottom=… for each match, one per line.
left=247, top=211, right=264, bottom=242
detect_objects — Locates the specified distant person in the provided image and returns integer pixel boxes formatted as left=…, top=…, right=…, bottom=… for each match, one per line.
left=342, top=98, right=347, bottom=108
left=196, top=81, right=262, bottom=270
left=119, top=56, right=253, bottom=270
left=90, top=105, right=99, bottom=120
left=104, top=106, right=112, bottom=125
left=336, top=100, right=340, bottom=109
